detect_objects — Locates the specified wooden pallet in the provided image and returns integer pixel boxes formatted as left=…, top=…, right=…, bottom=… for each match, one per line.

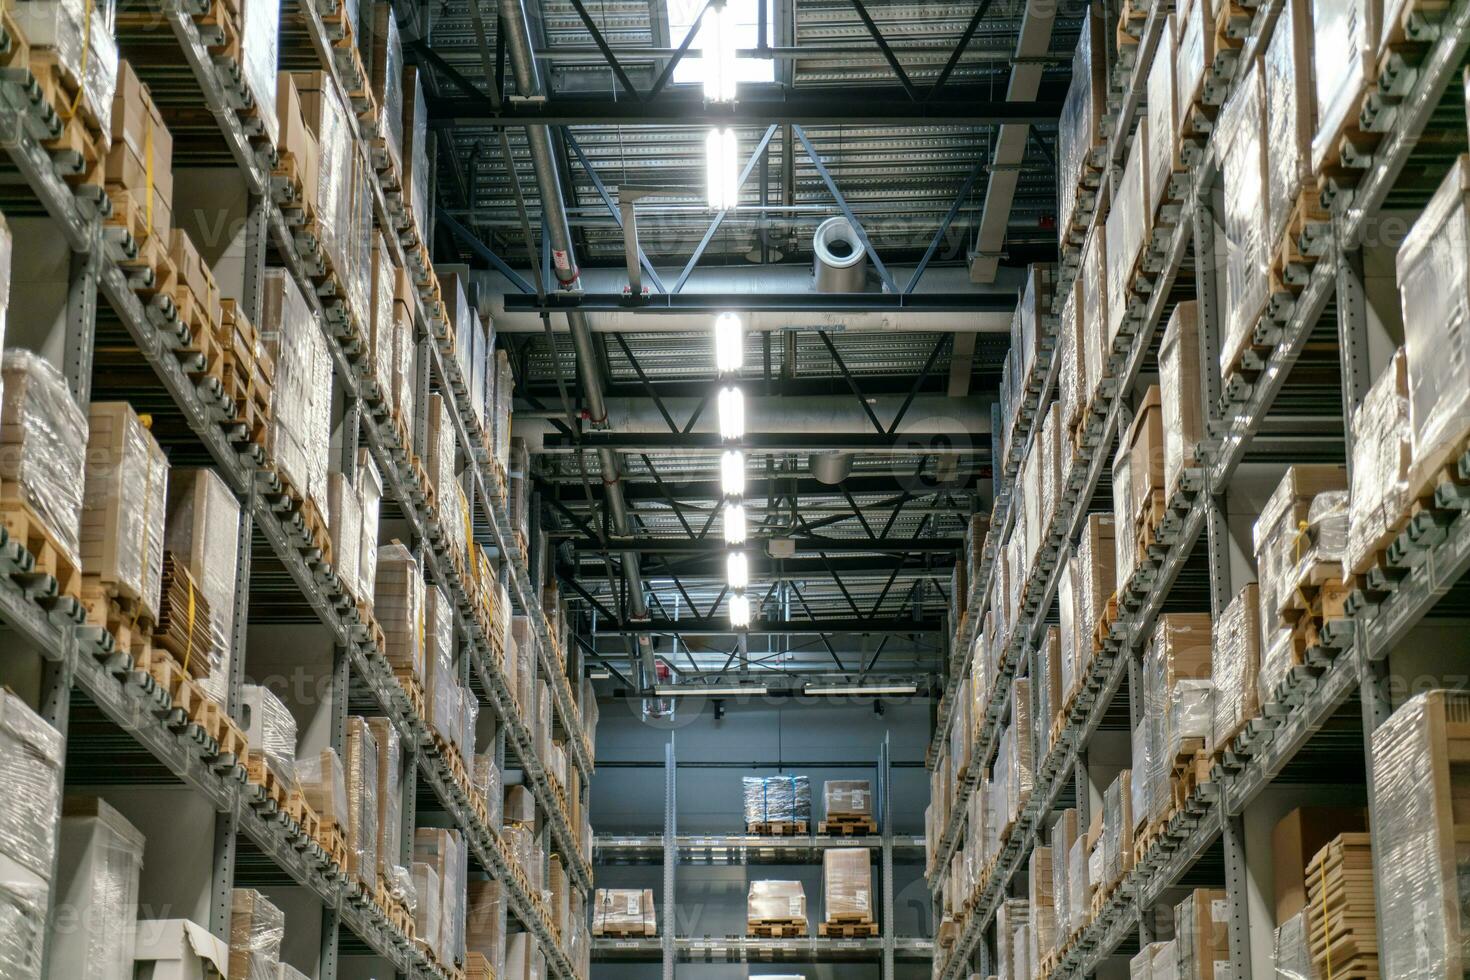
left=0, top=495, right=82, bottom=600
left=747, top=917, right=808, bottom=938
left=245, top=751, right=291, bottom=813
left=592, top=922, right=656, bottom=938
left=1170, top=743, right=1213, bottom=812
left=1134, top=489, right=1168, bottom=556
left=316, top=816, right=350, bottom=871
left=286, top=786, right=321, bottom=843
left=30, top=49, right=107, bottom=189
left=81, top=579, right=156, bottom=666
left=1091, top=592, right=1121, bottom=649
left=819, top=916, right=878, bottom=938
left=819, top=815, right=878, bottom=836
left=747, top=820, right=808, bottom=837
left=264, top=468, right=334, bottom=568
left=135, top=644, right=248, bottom=761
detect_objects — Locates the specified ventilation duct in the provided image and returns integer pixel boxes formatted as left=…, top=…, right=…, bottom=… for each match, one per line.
left=813, top=216, right=868, bottom=292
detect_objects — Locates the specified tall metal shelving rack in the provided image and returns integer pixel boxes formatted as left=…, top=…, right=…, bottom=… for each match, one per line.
left=588, top=738, right=934, bottom=975
left=0, top=0, right=595, bottom=975
left=923, top=0, right=1470, bottom=975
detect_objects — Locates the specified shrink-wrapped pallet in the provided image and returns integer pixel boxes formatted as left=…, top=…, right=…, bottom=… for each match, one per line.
left=1039, top=626, right=1062, bottom=756
left=1013, top=264, right=1056, bottom=392
left=402, top=65, right=431, bottom=241
left=493, top=349, right=515, bottom=473
left=164, top=469, right=240, bottom=704
left=240, top=0, right=279, bottom=147
left=297, top=747, right=348, bottom=835
left=1263, top=0, right=1316, bottom=252
left=467, top=879, right=506, bottom=967
left=1102, top=770, right=1133, bottom=888
left=1346, top=351, right=1411, bottom=574
left=82, top=402, right=168, bottom=622
left=1106, top=117, right=1151, bottom=350
left=748, top=880, right=806, bottom=925
left=997, top=899, right=1029, bottom=980
left=1219, top=62, right=1270, bottom=378
left=1370, top=690, right=1470, bottom=978
left=292, top=72, right=353, bottom=293
left=1133, top=943, right=1170, bottom=980
left=52, top=797, right=144, bottom=979
left=822, top=848, right=871, bottom=922
left=1175, top=0, right=1217, bottom=131
left=1147, top=16, right=1180, bottom=219
left=391, top=267, right=416, bottom=428
left=1040, top=401, right=1062, bottom=536
left=415, top=828, right=466, bottom=963
left=1081, top=217, right=1110, bottom=401
left=425, top=584, right=456, bottom=739
left=1030, top=845, right=1055, bottom=962
left=14, top=0, right=118, bottom=137
left=327, top=471, right=362, bottom=602
left=426, top=393, right=456, bottom=521
left=344, top=717, right=379, bottom=890
left=1160, top=303, right=1204, bottom=502
left=823, top=780, right=871, bottom=819
left=1077, top=516, right=1116, bottom=659
left=1132, top=719, right=1153, bottom=836
left=1114, top=442, right=1139, bottom=589
left=1174, top=888, right=1230, bottom=980
left=1059, top=281, right=1085, bottom=446
left=413, top=862, right=440, bottom=955
left=357, top=451, right=381, bottom=595
left=276, top=72, right=318, bottom=216
left=1169, top=680, right=1217, bottom=759
left=1211, top=583, right=1261, bottom=752
left=1058, top=5, right=1106, bottom=236
left=1124, top=385, right=1166, bottom=530
left=1140, top=614, right=1213, bottom=825
left=364, top=717, right=402, bottom=878
left=375, top=541, right=425, bottom=686
left=0, top=691, right=63, bottom=978
left=1312, top=0, right=1381, bottom=173
left=261, top=268, right=331, bottom=521
left=1059, top=560, right=1078, bottom=707
left=1397, top=156, right=1470, bottom=491
left=241, top=684, right=296, bottom=787
left=1050, top=808, right=1079, bottom=940
left=366, top=2, right=402, bottom=173
left=1011, top=677, right=1034, bottom=814
left=743, top=775, right=810, bottom=825
left=1068, top=834, right=1090, bottom=929
left=1272, top=910, right=1314, bottom=978
left=229, top=889, right=284, bottom=980
left=367, top=232, right=395, bottom=403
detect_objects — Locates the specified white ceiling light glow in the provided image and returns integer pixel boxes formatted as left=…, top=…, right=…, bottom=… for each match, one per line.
left=700, top=0, right=739, bottom=103
left=720, top=449, right=745, bottom=497
left=726, top=551, right=749, bottom=590
left=723, top=501, right=747, bottom=545
left=718, top=385, right=745, bottom=440
left=705, top=128, right=739, bottom=210
left=714, top=311, right=743, bottom=373
left=728, top=592, right=751, bottom=629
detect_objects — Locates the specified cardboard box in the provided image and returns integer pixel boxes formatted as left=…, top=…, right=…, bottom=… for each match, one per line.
left=132, top=920, right=229, bottom=980
left=1125, top=384, right=1166, bottom=527
left=107, top=59, right=173, bottom=238
left=1271, top=805, right=1368, bottom=924
left=81, top=401, right=169, bottom=623
left=275, top=71, right=319, bottom=214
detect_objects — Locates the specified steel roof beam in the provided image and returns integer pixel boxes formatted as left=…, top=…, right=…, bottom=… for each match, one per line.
left=559, top=536, right=961, bottom=555
left=536, top=473, right=980, bottom=501
left=537, top=431, right=989, bottom=454
left=501, top=291, right=1018, bottom=313
left=591, top=617, right=943, bottom=635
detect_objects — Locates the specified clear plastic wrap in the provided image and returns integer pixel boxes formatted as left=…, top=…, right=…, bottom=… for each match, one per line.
left=229, top=889, right=284, bottom=980
left=1168, top=680, right=1216, bottom=758
left=742, top=775, right=810, bottom=825
left=1370, top=690, right=1470, bottom=978
left=1040, top=402, right=1061, bottom=536
left=1219, top=62, right=1270, bottom=377
left=367, top=2, right=402, bottom=173
left=1160, top=302, right=1204, bottom=502
left=1152, top=941, right=1180, bottom=980
left=822, top=848, right=871, bottom=922
left=1211, top=583, right=1261, bottom=752
left=368, top=232, right=394, bottom=402
left=392, top=269, right=416, bottom=428
left=364, top=717, right=402, bottom=877
left=1106, top=117, right=1151, bottom=350
left=402, top=65, right=431, bottom=241
left=1312, top=0, right=1379, bottom=173
left=1397, top=156, right=1470, bottom=491
left=467, top=879, right=507, bottom=966
left=1133, top=943, right=1168, bottom=980
left=1273, top=910, right=1316, bottom=979
left=1132, top=720, right=1152, bottom=836
left=413, top=862, right=441, bottom=954
left=1125, top=385, right=1165, bottom=531
left=0, top=879, right=45, bottom=976
left=822, top=780, right=871, bottom=818
left=164, top=469, right=240, bottom=705
left=356, top=450, right=381, bottom=603
left=1050, top=809, right=1078, bottom=940
left=1058, top=6, right=1105, bottom=236
left=474, top=754, right=502, bottom=827
left=0, top=689, right=65, bottom=892
left=1068, top=835, right=1089, bottom=928
left=327, top=471, right=362, bottom=602
left=0, top=350, right=88, bottom=570
left=293, top=72, right=352, bottom=287
left=374, top=541, right=425, bottom=684
left=1077, top=514, right=1117, bottom=658
left=1141, top=614, right=1213, bottom=823
left=13, top=0, right=118, bottom=137
left=344, top=717, right=379, bottom=890
left=1263, top=0, right=1314, bottom=252
left=425, top=585, right=455, bottom=739
left=493, top=348, right=515, bottom=472
left=1175, top=0, right=1216, bottom=125
left=1030, top=845, right=1055, bottom=963
left=82, top=402, right=168, bottom=622
left=1012, top=677, right=1034, bottom=815
left=997, top=899, right=1029, bottom=980
left=241, top=684, right=297, bottom=787
left=1102, top=770, right=1132, bottom=887
left=1059, top=281, right=1085, bottom=441
left=297, top=747, right=349, bottom=840
left=1081, top=220, right=1110, bottom=400
left=1147, top=16, right=1179, bottom=220
left=1347, top=350, right=1411, bottom=574
left=427, top=393, right=456, bottom=511
left=1175, top=887, right=1230, bottom=980
left=747, top=880, right=806, bottom=923
left=1114, top=422, right=1139, bottom=587
left=240, top=0, right=279, bottom=146
left=1059, top=560, right=1078, bottom=706
left=261, top=268, right=331, bottom=522
left=53, top=797, right=144, bottom=979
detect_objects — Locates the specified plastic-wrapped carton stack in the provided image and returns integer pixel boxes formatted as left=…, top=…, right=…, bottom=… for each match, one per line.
left=1218, top=62, right=1270, bottom=379
left=364, top=2, right=402, bottom=175
left=822, top=848, right=872, bottom=924
left=1080, top=212, right=1110, bottom=403
left=1057, top=4, right=1106, bottom=239
left=164, top=469, right=242, bottom=705
left=1311, top=0, right=1381, bottom=174
left=297, top=747, right=349, bottom=847
left=1159, top=303, right=1204, bottom=502
left=1136, top=614, right=1213, bottom=832
left=743, top=775, right=810, bottom=828
left=467, top=879, right=507, bottom=966
left=344, top=717, right=379, bottom=892
left=1029, top=846, right=1054, bottom=969
left=1346, top=350, right=1411, bottom=574
left=401, top=65, right=432, bottom=244
left=1210, top=584, right=1261, bottom=754
left=1101, top=770, right=1133, bottom=892
left=1105, top=118, right=1151, bottom=354
left=364, top=717, right=406, bottom=888
left=1049, top=808, right=1080, bottom=948
left=241, top=684, right=297, bottom=790
left=997, top=899, right=1030, bottom=980
left=15, top=0, right=119, bottom=141
left=81, top=401, right=169, bottom=622
left=229, top=889, right=284, bottom=980
left=1173, top=888, right=1230, bottom=980
left=424, top=583, right=458, bottom=743
left=0, top=690, right=64, bottom=978
left=107, top=61, right=173, bottom=240
left=261, top=267, right=332, bottom=524
left=375, top=541, right=426, bottom=698
left=747, top=880, right=807, bottom=929
left=415, top=828, right=468, bottom=967
left=52, top=797, right=145, bottom=977
left=1263, top=0, right=1316, bottom=256
left=592, top=889, right=656, bottom=938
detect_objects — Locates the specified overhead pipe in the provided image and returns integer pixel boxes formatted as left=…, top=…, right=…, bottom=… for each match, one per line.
left=500, top=0, right=661, bottom=695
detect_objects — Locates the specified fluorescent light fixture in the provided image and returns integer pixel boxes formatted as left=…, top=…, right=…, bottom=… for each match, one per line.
left=705, top=127, right=739, bottom=210
left=728, top=592, right=751, bottom=628
left=718, top=385, right=744, bottom=440
left=714, top=311, right=743, bottom=373
left=700, top=0, right=739, bottom=102
left=653, top=684, right=767, bottom=697
left=804, top=683, right=918, bottom=696
left=720, top=449, right=745, bottom=497
left=723, top=501, right=747, bottom=544
left=726, top=551, right=749, bottom=590
left=588, top=670, right=611, bottom=680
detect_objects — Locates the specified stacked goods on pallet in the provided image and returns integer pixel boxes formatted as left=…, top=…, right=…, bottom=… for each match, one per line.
left=391, top=266, right=416, bottom=429
left=1000, top=679, right=1034, bottom=831
left=1273, top=806, right=1369, bottom=925
left=949, top=676, right=971, bottom=794
left=262, top=268, right=332, bottom=521
left=1080, top=204, right=1110, bottom=404
left=164, top=469, right=242, bottom=705
left=505, top=934, right=544, bottom=980
left=1311, top=0, right=1380, bottom=175
left=1029, top=846, right=1054, bottom=968
left=1370, top=689, right=1470, bottom=977
left=592, top=888, right=658, bottom=937
left=375, top=542, right=425, bottom=700
left=1160, top=303, right=1204, bottom=502
left=1345, top=350, right=1411, bottom=574
left=1062, top=515, right=1117, bottom=706
left=1210, top=584, right=1261, bottom=753
left=344, top=716, right=379, bottom=892
left=1172, top=888, right=1230, bottom=979
left=1397, top=156, right=1470, bottom=494
left=81, top=402, right=169, bottom=623
left=1218, top=60, right=1270, bottom=380
left=328, top=452, right=382, bottom=607
left=747, top=880, right=807, bottom=933
left=1037, top=627, right=1062, bottom=757
left=547, top=854, right=569, bottom=939
left=823, top=779, right=873, bottom=828
left=508, top=438, right=532, bottom=543
left=580, top=678, right=599, bottom=759
left=51, top=798, right=144, bottom=976
left=1263, top=0, right=1316, bottom=266
left=1059, top=280, right=1084, bottom=456
left=14, top=0, right=118, bottom=156
left=1105, top=116, right=1151, bottom=359
left=412, top=861, right=440, bottom=956
left=366, top=233, right=395, bottom=405
left=424, top=582, right=458, bottom=742
left=492, top=349, right=515, bottom=475
left=401, top=65, right=431, bottom=244
left=240, top=683, right=297, bottom=790
left=821, top=848, right=872, bottom=927
left=998, top=899, right=1029, bottom=979
left=1100, top=770, right=1133, bottom=892
left=467, top=879, right=506, bottom=968
left=1146, top=12, right=1178, bottom=225
left=0, top=690, right=64, bottom=976
left=1252, top=466, right=1348, bottom=701
left=1114, top=385, right=1163, bottom=582
left=365, top=717, right=412, bottom=902
left=107, top=61, right=172, bottom=243
left=236, top=0, right=279, bottom=146
left=743, top=775, right=810, bottom=830
left=229, top=889, right=285, bottom=980
left=1049, top=808, right=1079, bottom=947
left=1304, top=834, right=1378, bottom=978
left=1130, top=942, right=1172, bottom=979
left=1273, top=910, right=1312, bottom=978
left=1057, top=4, right=1106, bottom=245
left=364, top=2, right=402, bottom=175
left=291, top=71, right=359, bottom=312
left=415, top=828, right=468, bottom=967
left=297, top=746, right=348, bottom=854
left=276, top=72, right=320, bottom=222
left=1134, top=614, right=1213, bottom=833
left=1175, top=0, right=1219, bottom=138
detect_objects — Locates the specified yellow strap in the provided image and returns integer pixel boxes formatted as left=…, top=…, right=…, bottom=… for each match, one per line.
left=1317, top=851, right=1333, bottom=980
left=144, top=113, right=155, bottom=236
left=182, top=583, right=196, bottom=676
left=139, top=429, right=155, bottom=622
left=63, top=0, right=93, bottom=122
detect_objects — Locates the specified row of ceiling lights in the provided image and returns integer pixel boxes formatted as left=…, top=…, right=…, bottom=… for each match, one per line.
left=704, top=1, right=741, bottom=209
